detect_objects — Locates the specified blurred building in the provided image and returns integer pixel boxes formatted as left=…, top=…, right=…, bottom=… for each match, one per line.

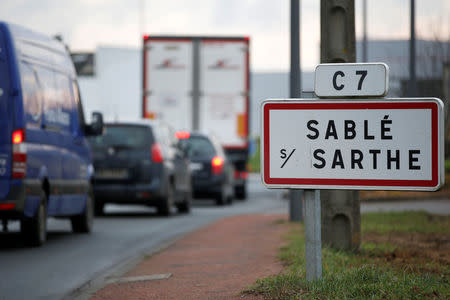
left=73, top=47, right=141, bottom=122
left=71, top=52, right=95, bottom=76
left=356, top=39, right=449, bottom=98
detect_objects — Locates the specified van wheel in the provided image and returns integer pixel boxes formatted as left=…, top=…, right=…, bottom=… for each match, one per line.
left=71, top=189, right=94, bottom=233
left=21, top=192, right=47, bottom=247
left=158, top=184, right=173, bottom=217
left=177, top=190, right=192, bottom=214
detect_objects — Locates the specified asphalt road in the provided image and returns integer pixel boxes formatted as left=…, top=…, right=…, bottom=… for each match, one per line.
left=0, top=174, right=285, bottom=300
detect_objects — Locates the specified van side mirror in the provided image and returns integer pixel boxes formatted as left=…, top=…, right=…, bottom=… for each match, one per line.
left=86, top=111, right=104, bottom=136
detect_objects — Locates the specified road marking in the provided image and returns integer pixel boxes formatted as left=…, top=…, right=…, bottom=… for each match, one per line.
left=106, top=273, right=172, bottom=284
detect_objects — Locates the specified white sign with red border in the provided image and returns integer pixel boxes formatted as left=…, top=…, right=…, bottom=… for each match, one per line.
left=261, top=98, right=444, bottom=191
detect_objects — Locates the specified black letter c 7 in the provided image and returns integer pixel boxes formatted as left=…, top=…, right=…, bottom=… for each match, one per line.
left=333, top=71, right=345, bottom=91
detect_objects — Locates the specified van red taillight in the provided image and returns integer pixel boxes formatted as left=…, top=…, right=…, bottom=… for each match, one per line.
left=211, top=156, right=224, bottom=175
left=12, top=129, right=24, bottom=144
left=151, top=143, right=164, bottom=163
left=12, top=129, right=27, bottom=179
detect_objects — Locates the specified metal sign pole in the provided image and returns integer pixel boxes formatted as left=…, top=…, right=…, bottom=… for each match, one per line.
left=305, top=189, right=322, bottom=281
left=302, top=91, right=322, bottom=281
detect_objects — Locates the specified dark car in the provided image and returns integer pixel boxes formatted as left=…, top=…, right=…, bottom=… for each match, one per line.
left=177, top=132, right=234, bottom=206
left=88, top=121, right=192, bottom=216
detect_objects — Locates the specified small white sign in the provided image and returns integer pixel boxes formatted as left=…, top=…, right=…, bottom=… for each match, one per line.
left=315, top=63, right=389, bottom=97
left=261, top=98, right=444, bottom=191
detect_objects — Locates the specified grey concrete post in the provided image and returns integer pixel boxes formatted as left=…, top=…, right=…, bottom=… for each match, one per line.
left=443, top=63, right=450, bottom=158
left=320, top=0, right=361, bottom=251
left=362, top=0, right=368, bottom=62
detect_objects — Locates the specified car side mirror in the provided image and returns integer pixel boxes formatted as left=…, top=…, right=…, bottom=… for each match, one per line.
left=86, top=111, right=104, bottom=136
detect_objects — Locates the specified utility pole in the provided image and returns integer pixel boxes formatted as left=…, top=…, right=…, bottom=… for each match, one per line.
left=362, top=0, right=368, bottom=62
left=290, top=0, right=301, bottom=97
left=409, top=0, right=417, bottom=96
left=139, top=0, right=145, bottom=37
left=320, top=0, right=361, bottom=251
left=289, top=0, right=303, bottom=222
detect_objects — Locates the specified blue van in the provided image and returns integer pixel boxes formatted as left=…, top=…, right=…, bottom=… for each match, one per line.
left=0, top=22, right=103, bottom=246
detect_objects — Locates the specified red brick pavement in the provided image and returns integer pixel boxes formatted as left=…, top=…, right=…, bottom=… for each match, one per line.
left=90, top=214, right=288, bottom=300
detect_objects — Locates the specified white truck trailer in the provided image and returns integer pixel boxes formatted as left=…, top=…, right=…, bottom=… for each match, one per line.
left=142, top=36, right=250, bottom=199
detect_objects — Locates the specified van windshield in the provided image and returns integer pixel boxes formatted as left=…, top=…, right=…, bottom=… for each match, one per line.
left=88, top=125, right=150, bottom=149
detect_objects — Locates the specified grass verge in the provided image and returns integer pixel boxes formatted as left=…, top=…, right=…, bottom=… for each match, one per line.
left=247, top=137, right=260, bottom=172
left=243, top=211, right=450, bottom=299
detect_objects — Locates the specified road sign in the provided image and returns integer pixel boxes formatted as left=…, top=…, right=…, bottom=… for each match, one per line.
left=261, top=98, right=444, bottom=191
left=315, top=63, right=389, bottom=97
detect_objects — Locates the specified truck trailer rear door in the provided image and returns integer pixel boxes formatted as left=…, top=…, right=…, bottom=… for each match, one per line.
left=199, top=38, right=249, bottom=149
left=143, top=38, right=193, bottom=131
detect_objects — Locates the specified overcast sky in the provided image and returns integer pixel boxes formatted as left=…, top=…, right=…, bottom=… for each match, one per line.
left=2, top=0, right=449, bottom=71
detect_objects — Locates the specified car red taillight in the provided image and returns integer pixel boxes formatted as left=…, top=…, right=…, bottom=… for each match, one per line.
left=175, top=131, right=190, bottom=139
left=12, top=129, right=26, bottom=179
left=234, top=170, right=249, bottom=180
left=211, top=156, right=224, bottom=175
left=151, top=143, right=164, bottom=163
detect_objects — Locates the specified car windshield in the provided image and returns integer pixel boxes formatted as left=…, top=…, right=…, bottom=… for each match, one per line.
left=181, top=136, right=216, bottom=158
left=88, top=125, right=150, bottom=149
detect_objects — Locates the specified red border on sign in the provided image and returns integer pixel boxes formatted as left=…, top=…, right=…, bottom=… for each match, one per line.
left=263, top=101, right=439, bottom=188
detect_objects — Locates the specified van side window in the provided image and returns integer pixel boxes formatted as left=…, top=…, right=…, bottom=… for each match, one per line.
left=54, top=72, right=73, bottom=132
left=35, top=66, right=71, bottom=131
left=35, top=66, right=56, bottom=128
left=19, top=62, right=42, bottom=126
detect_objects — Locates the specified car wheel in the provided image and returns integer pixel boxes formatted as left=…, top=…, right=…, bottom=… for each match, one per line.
left=71, top=188, right=94, bottom=233
left=227, top=192, right=233, bottom=205
left=215, top=184, right=226, bottom=206
left=235, top=184, right=247, bottom=200
left=158, top=183, right=173, bottom=216
left=177, top=190, right=192, bottom=214
left=21, top=191, right=47, bottom=247
left=94, top=199, right=104, bottom=216
left=227, top=182, right=234, bottom=205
